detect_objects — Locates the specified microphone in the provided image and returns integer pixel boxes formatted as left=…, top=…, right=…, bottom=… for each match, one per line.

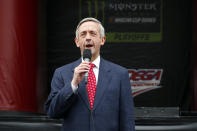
left=83, top=49, right=92, bottom=84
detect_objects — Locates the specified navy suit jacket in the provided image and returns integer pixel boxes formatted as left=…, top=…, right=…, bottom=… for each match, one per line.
left=45, top=57, right=135, bottom=131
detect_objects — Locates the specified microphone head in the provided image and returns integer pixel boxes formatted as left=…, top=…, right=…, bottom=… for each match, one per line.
left=83, top=49, right=92, bottom=61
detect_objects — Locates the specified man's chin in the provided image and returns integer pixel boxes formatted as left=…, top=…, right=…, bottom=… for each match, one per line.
left=85, top=47, right=93, bottom=50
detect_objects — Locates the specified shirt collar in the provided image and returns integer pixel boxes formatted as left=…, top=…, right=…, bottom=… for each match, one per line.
left=82, top=55, right=100, bottom=69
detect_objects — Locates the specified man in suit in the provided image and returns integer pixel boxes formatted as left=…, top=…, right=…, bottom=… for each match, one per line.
left=45, top=17, right=135, bottom=131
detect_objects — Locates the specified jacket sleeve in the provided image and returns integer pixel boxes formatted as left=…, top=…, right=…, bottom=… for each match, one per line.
left=44, top=68, right=77, bottom=118
left=120, top=69, right=135, bottom=131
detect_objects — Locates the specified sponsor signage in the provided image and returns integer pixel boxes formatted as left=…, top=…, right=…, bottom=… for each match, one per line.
left=79, top=0, right=163, bottom=42
left=128, top=69, right=163, bottom=97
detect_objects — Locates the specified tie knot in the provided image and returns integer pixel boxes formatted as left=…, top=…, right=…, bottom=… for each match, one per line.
left=89, top=63, right=95, bottom=68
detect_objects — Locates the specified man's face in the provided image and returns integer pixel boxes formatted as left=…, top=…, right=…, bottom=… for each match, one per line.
left=75, top=21, right=105, bottom=59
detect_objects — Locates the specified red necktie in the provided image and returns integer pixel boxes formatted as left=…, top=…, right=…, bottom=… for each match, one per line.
left=87, top=63, right=96, bottom=110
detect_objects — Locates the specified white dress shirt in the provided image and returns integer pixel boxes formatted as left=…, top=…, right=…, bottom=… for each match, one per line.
left=71, top=56, right=100, bottom=93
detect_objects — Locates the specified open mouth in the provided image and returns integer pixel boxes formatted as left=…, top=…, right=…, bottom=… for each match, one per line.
left=85, top=44, right=93, bottom=48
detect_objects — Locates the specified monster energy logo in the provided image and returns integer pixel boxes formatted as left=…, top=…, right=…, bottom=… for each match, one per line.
left=79, top=0, right=163, bottom=43
left=79, top=0, right=105, bottom=24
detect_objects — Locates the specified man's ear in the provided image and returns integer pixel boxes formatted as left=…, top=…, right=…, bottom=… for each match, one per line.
left=101, top=37, right=106, bottom=46
left=74, top=37, right=80, bottom=47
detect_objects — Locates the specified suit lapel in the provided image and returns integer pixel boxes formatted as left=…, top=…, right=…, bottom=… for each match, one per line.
left=72, top=59, right=91, bottom=110
left=93, top=58, right=111, bottom=110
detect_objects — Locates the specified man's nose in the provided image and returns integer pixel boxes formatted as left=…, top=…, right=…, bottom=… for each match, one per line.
left=86, top=33, right=91, bottom=42
left=85, top=33, right=91, bottom=41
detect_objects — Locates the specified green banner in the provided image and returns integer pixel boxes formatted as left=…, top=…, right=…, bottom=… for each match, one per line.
left=106, top=32, right=162, bottom=43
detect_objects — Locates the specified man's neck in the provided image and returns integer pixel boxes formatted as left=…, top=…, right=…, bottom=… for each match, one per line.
left=90, top=55, right=99, bottom=62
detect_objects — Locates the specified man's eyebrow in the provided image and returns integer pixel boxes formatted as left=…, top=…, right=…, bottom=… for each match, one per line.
left=80, top=31, right=86, bottom=34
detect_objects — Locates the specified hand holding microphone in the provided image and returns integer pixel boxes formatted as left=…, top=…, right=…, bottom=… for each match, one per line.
left=71, top=49, right=92, bottom=87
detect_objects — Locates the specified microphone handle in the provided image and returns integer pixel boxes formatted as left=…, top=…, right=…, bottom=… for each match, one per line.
left=85, top=72, right=88, bottom=84
left=84, top=58, right=90, bottom=84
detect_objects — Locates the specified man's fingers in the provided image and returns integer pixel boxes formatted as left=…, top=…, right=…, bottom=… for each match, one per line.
left=82, top=61, right=90, bottom=64
left=75, top=63, right=90, bottom=71
left=72, top=62, right=91, bottom=86
left=79, top=63, right=90, bottom=68
left=76, top=69, right=89, bottom=74
left=74, top=66, right=89, bottom=74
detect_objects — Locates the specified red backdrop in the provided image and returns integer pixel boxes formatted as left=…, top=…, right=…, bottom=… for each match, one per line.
left=0, top=0, right=38, bottom=112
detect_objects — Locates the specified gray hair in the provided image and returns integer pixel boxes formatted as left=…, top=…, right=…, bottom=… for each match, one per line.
left=75, top=17, right=105, bottom=39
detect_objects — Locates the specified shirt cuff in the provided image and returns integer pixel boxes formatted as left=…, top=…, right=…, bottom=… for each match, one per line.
left=71, top=82, right=78, bottom=93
